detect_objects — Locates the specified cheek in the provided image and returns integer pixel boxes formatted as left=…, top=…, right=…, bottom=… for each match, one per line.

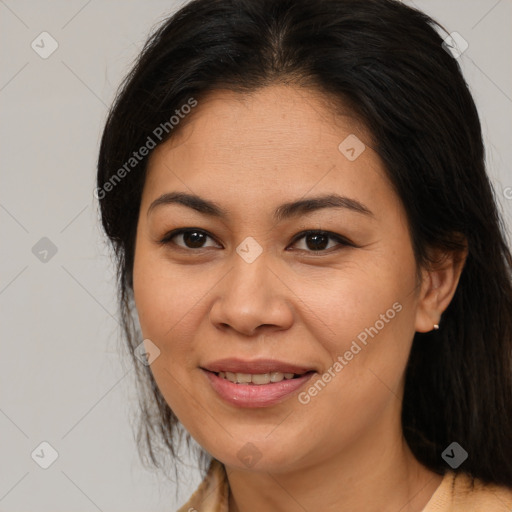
left=290, top=265, right=418, bottom=438
left=291, top=258, right=420, bottom=428
left=133, top=242, right=203, bottom=342
left=132, top=246, right=206, bottom=422
left=293, top=256, right=417, bottom=354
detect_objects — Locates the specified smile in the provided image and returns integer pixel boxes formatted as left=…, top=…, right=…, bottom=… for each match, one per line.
left=202, top=369, right=316, bottom=408
left=215, top=371, right=304, bottom=385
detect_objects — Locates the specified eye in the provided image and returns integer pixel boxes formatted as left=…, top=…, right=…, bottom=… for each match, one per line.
left=159, top=228, right=221, bottom=250
left=159, top=228, right=356, bottom=253
left=288, top=230, right=355, bottom=253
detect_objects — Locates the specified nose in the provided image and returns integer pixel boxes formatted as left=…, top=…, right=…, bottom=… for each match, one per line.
left=209, top=251, right=294, bottom=337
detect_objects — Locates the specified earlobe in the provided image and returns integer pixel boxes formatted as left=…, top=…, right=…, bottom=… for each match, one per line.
left=414, top=245, right=467, bottom=333
left=415, top=270, right=442, bottom=333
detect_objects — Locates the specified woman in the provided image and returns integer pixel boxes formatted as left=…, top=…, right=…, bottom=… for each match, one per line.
left=96, top=0, right=512, bottom=510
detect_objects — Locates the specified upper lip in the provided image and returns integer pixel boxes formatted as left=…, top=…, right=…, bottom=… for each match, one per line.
left=201, top=358, right=315, bottom=375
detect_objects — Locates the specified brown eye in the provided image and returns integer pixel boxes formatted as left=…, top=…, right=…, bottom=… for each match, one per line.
left=181, top=230, right=207, bottom=248
left=290, top=230, right=355, bottom=252
left=303, top=232, right=329, bottom=251
left=160, top=229, right=221, bottom=249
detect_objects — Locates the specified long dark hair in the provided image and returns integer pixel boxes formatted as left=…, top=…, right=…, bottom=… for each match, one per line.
left=97, top=0, right=512, bottom=486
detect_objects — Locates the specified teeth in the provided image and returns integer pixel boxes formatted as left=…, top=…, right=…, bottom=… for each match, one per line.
left=217, top=371, right=298, bottom=384
left=252, top=373, right=271, bottom=384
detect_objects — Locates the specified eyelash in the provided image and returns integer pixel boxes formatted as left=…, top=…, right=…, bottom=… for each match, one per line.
left=158, top=228, right=356, bottom=254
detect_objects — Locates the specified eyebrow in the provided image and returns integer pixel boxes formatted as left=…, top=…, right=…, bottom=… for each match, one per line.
left=147, top=191, right=373, bottom=221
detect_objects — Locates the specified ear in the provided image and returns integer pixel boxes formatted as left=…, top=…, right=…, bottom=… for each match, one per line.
left=415, top=243, right=468, bottom=333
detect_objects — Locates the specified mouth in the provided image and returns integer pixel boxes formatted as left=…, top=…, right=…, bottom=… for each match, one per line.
left=201, top=368, right=317, bottom=408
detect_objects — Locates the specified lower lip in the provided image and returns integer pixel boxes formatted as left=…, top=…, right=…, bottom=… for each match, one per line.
left=202, top=369, right=315, bottom=408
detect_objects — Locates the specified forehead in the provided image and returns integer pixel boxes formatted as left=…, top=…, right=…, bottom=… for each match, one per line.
left=143, top=84, right=395, bottom=218
left=153, top=85, right=371, bottom=156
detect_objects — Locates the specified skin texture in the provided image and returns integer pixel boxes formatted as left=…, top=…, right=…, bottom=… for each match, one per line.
left=132, top=85, right=466, bottom=512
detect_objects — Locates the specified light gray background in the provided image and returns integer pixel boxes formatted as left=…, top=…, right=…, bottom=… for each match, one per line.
left=1, top=1, right=511, bottom=511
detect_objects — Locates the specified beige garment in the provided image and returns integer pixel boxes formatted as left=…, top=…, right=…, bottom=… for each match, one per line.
left=177, top=458, right=512, bottom=512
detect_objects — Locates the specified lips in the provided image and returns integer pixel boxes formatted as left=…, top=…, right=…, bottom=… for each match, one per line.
left=200, top=358, right=317, bottom=407
left=202, top=368, right=316, bottom=408
left=201, top=358, right=315, bottom=375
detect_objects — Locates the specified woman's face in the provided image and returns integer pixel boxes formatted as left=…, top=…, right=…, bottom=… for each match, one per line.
left=132, top=85, right=426, bottom=473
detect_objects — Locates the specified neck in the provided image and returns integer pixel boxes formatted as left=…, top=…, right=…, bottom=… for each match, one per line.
left=226, top=429, right=443, bottom=512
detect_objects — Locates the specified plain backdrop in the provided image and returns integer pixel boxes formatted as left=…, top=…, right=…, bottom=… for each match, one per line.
left=1, top=1, right=511, bottom=511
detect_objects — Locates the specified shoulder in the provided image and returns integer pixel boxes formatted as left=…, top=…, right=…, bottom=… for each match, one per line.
left=176, top=458, right=229, bottom=512
left=423, top=471, right=512, bottom=511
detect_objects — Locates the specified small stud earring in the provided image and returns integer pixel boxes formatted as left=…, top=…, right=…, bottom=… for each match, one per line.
left=433, top=324, right=440, bottom=330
